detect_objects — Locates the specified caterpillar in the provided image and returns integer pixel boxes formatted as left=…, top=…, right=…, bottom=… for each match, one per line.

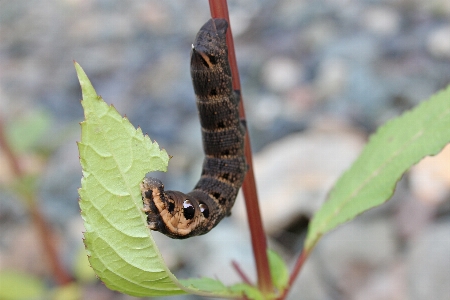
left=140, top=18, right=247, bottom=239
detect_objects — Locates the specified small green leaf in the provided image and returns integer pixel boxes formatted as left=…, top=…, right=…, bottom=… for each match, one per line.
left=306, top=85, right=450, bottom=250
left=268, top=249, right=288, bottom=291
left=0, top=271, right=47, bottom=300
left=229, top=283, right=265, bottom=300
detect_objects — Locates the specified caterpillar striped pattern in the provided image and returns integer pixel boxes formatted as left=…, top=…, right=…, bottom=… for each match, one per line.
left=140, top=19, right=247, bottom=239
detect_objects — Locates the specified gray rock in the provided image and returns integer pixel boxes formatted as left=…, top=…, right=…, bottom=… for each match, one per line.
left=406, top=218, right=450, bottom=300
left=233, top=120, right=366, bottom=235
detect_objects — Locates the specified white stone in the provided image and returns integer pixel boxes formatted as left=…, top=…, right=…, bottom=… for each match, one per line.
left=362, top=6, right=401, bottom=36
left=315, top=58, right=349, bottom=100
left=427, top=26, right=450, bottom=59
left=262, top=57, right=303, bottom=93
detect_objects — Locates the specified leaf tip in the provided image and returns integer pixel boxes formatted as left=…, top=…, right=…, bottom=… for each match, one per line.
left=74, top=62, right=97, bottom=102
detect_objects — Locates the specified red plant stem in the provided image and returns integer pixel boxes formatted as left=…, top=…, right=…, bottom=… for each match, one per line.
left=0, top=117, right=72, bottom=285
left=29, top=201, right=73, bottom=285
left=209, top=0, right=273, bottom=295
left=231, top=260, right=253, bottom=286
left=240, top=147, right=272, bottom=294
left=277, top=250, right=309, bottom=300
left=0, top=119, right=21, bottom=177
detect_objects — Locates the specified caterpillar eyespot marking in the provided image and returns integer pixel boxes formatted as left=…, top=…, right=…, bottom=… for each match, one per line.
left=140, top=19, right=247, bottom=239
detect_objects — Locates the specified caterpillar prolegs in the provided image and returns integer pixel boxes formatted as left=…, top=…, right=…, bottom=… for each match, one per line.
left=140, top=19, right=247, bottom=239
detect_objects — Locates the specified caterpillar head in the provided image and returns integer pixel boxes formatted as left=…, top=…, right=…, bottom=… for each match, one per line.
left=140, top=177, right=213, bottom=239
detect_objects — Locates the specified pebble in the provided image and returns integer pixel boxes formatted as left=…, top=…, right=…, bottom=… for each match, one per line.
left=314, top=57, right=348, bottom=100
left=362, top=6, right=401, bottom=36
left=427, top=26, right=450, bottom=60
left=262, top=57, right=303, bottom=93
left=251, top=95, right=283, bottom=130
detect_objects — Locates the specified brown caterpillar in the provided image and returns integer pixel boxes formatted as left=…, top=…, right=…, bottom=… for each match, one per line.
left=140, top=19, right=247, bottom=239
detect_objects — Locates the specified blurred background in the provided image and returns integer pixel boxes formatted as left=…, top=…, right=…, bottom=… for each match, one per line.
left=1, top=0, right=450, bottom=299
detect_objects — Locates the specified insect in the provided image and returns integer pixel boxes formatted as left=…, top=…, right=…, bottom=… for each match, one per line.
left=140, top=18, right=247, bottom=239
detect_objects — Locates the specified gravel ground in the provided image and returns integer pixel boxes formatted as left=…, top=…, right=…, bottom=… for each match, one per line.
left=0, top=0, right=449, bottom=299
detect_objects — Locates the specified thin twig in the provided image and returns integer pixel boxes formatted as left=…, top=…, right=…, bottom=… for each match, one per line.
left=231, top=260, right=254, bottom=286
left=29, top=201, right=73, bottom=285
left=277, top=250, right=309, bottom=300
left=209, top=0, right=273, bottom=295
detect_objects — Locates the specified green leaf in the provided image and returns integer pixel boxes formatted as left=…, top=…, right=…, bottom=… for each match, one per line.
left=305, top=85, right=450, bottom=250
left=76, top=62, right=182, bottom=297
left=268, top=249, right=288, bottom=291
left=0, top=270, right=47, bottom=300
left=75, top=62, right=252, bottom=298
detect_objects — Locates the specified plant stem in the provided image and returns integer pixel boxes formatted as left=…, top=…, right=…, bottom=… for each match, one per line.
left=231, top=260, right=253, bottom=286
left=29, top=200, right=73, bottom=285
left=0, top=117, right=72, bottom=285
left=277, top=250, right=309, bottom=300
left=209, top=0, right=273, bottom=295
